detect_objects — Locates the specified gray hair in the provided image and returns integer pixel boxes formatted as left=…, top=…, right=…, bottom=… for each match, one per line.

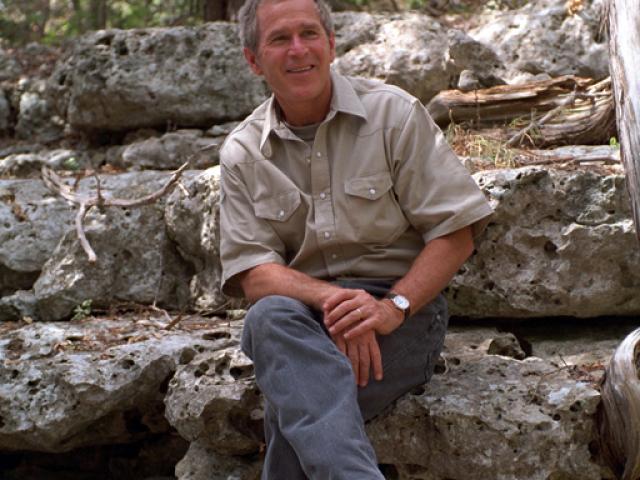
left=238, top=0, right=334, bottom=53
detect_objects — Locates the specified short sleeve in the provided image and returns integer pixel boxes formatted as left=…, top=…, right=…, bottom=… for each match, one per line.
left=219, top=156, right=286, bottom=298
left=390, top=100, right=493, bottom=244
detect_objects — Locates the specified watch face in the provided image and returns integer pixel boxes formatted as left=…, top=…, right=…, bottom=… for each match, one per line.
left=393, top=295, right=410, bottom=311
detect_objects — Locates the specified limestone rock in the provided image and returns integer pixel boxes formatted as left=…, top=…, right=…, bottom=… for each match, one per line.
left=165, top=167, right=245, bottom=313
left=0, top=290, right=37, bottom=322
left=366, top=328, right=610, bottom=479
left=334, top=13, right=457, bottom=104
left=0, top=150, right=97, bottom=178
left=0, top=316, right=229, bottom=452
left=0, top=178, right=75, bottom=296
left=164, top=331, right=263, bottom=455
left=469, top=0, right=609, bottom=83
left=47, top=25, right=268, bottom=132
left=118, top=130, right=219, bottom=171
left=448, top=167, right=640, bottom=318
left=14, top=79, right=65, bottom=143
left=33, top=171, right=194, bottom=321
left=175, top=439, right=261, bottom=480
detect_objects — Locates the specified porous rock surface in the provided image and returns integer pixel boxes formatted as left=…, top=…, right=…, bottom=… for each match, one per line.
left=469, top=0, right=609, bottom=83
left=47, top=25, right=269, bottom=132
left=0, top=314, right=236, bottom=453
left=33, top=171, right=195, bottom=321
left=449, top=166, right=640, bottom=318
left=0, top=316, right=614, bottom=479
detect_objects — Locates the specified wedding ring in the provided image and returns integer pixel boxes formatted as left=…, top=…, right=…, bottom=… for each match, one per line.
left=356, top=308, right=363, bottom=319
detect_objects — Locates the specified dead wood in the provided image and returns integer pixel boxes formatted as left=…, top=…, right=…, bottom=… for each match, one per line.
left=41, top=161, right=190, bottom=263
left=428, top=76, right=615, bottom=147
left=608, top=0, right=640, bottom=240
left=599, top=327, right=640, bottom=480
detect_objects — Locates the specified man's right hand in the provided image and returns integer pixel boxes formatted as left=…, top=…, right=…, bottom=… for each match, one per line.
left=332, top=328, right=383, bottom=387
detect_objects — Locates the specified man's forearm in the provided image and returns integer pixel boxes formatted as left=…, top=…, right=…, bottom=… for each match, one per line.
left=390, top=225, right=474, bottom=316
left=239, top=263, right=341, bottom=310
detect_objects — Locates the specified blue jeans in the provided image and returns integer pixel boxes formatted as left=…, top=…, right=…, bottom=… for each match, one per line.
left=241, top=279, right=448, bottom=480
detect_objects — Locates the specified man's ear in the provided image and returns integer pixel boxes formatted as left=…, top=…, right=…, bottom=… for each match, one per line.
left=243, top=47, right=263, bottom=76
left=328, top=32, right=336, bottom=63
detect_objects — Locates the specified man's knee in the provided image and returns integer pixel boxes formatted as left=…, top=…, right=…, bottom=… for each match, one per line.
left=242, top=295, right=312, bottom=356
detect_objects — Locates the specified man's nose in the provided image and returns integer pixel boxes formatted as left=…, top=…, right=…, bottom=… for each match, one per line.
left=288, top=35, right=308, bottom=56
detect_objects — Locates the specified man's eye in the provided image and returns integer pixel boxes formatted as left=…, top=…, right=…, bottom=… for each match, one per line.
left=302, top=30, right=319, bottom=38
left=270, top=36, right=288, bottom=44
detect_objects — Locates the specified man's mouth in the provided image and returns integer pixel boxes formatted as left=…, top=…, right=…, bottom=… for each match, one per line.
left=287, top=66, right=314, bottom=73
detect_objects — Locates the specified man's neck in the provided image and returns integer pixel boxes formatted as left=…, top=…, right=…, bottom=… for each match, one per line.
left=275, top=84, right=333, bottom=127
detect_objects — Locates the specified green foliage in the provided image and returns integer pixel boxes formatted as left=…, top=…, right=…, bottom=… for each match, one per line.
left=71, top=299, right=93, bottom=321
left=609, top=136, right=620, bottom=149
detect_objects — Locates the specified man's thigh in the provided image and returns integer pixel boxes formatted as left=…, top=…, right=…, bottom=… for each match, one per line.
left=334, top=278, right=448, bottom=421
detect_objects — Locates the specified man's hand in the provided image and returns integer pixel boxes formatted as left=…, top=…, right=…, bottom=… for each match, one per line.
left=332, top=328, right=383, bottom=387
left=323, top=289, right=404, bottom=339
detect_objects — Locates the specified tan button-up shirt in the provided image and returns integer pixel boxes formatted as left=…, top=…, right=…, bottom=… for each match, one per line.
left=219, top=72, right=493, bottom=297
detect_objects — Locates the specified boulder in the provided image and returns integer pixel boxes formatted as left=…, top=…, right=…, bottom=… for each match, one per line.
left=165, top=167, right=245, bottom=313
left=469, top=0, right=609, bottom=83
left=0, top=315, right=228, bottom=452
left=117, top=129, right=223, bottom=171
left=15, top=79, right=65, bottom=143
left=333, top=13, right=460, bottom=104
left=164, top=323, right=262, bottom=455
left=47, top=25, right=269, bottom=132
left=175, top=439, right=261, bottom=480
left=0, top=178, right=76, bottom=297
left=0, top=149, right=98, bottom=178
left=448, top=166, right=640, bottom=318
left=33, top=171, right=194, bottom=321
left=367, top=328, right=611, bottom=479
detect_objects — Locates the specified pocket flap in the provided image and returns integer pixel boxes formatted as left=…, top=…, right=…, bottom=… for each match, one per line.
left=344, top=172, right=393, bottom=200
left=253, top=190, right=301, bottom=222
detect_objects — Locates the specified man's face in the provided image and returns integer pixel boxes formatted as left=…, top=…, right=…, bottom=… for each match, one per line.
left=244, top=0, right=336, bottom=122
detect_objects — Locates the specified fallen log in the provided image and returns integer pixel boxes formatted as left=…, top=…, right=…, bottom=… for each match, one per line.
left=599, top=327, right=640, bottom=480
left=427, top=76, right=615, bottom=147
left=608, top=0, right=640, bottom=240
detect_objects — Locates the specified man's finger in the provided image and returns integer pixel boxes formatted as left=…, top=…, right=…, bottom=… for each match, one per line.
left=328, top=307, right=363, bottom=334
left=348, top=343, right=359, bottom=383
left=324, top=298, right=359, bottom=326
left=358, top=341, right=371, bottom=387
left=370, top=337, right=383, bottom=381
left=334, top=335, right=347, bottom=355
left=322, top=289, right=357, bottom=314
left=343, top=318, right=376, bottom=340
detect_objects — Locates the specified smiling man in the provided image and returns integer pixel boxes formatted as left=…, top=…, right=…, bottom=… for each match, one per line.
left=219, top=0, right=493, bottom=478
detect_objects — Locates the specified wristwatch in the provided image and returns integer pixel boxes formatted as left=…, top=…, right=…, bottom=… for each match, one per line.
left=384, top=292, right=411, bottom=320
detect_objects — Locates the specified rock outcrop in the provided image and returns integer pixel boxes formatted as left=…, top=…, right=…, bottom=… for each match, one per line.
left=450, top=166, right=639, bottom=318
left=0, top=316, right=619, bottom=479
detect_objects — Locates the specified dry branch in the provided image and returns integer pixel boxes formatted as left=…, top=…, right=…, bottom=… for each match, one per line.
left=428, top=75, right=615, bottom=147
left=42, top=161, right=190, bottom=263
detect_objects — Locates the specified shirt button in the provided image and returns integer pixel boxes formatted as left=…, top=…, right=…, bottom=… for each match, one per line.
left=278, top=210, right=285, bottom=218
left=316, top=152, right=322, bottom=158
left=369, top=188, right=376, bottom=195
left=324, top=232, right=330, bottom=239
left=319, top=192, right=326, bottom=200
left=331, top=253, right=337, bottom=259
left=306, top=157, right=311, bottom=164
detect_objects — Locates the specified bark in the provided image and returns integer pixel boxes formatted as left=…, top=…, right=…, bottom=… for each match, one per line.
left=203, top=0, right=226, bottom=21
left=608, top=0, right=640, bottom=240
left=427, top=76, right=615, bottom=148
left=599, top=328, right=640, bottom=480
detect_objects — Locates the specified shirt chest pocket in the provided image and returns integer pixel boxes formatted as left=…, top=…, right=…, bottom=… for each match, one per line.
left=252, top=190, right=306, bottom=253
left=343, top=172, right=408, bottom=245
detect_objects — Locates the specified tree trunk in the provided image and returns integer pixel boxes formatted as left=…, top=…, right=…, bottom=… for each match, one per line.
left=203, top=0, right=226, bottom=21
left=608, top=0, right=640, bottom=241
left=89, top=0, right=108, bottom=30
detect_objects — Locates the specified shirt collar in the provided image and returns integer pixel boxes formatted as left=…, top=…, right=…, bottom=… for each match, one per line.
left=259, top=70, right=368, bottom=158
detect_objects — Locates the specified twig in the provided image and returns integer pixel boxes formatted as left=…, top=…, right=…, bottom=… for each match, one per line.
left=76, top=203, right=97, bottom=263
left=164, top=312, right=185, bottom=331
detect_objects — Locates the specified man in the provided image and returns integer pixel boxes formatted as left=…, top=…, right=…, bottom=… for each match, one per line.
left=219, top=0, right=493, bottom=477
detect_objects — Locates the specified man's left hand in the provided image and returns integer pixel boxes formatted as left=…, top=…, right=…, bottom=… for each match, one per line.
left=323, top=289, right=404, bottom=339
